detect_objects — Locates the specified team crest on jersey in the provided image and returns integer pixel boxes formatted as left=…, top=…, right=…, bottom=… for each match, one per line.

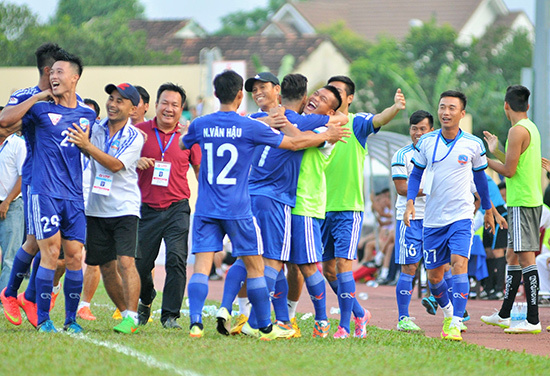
left=458, top=154, right=468, bottom=165
left=48, top=113, right=62, bottom=125
left=8, top=97, right=18, bottom=105
left=79, top=118, right=90, bottom=129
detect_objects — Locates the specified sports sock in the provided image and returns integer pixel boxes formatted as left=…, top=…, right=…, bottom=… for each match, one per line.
left=396, top=272, right=414, bottom=320
left=247, top=277, right=271, bottom=329
left=24, top=252, right=41, bottom=303
left=53, top=283, right=61, bottom=295
left=5, top=247, right=33, bottom=297
left=272, top=269, right=289, bottom=322
left=127, top=311, right=138, bottom=324
left=444, top=269, right=453, bottom=302
left=523, top=265, right=540, bottom=324
left=238, top=297, right=250, bottom=317
left=121, top=310, right=128, bottom=318
left=451, top=273, right=469, bottom=320
left=494, top=257, right=506, bottom=293
left=484, top=258, right=496, bottom=292
left=77, top=301, right=90, bottom=311
left=329, top=278, right=364, bottom=319
left=337, top=271, right=356, bottom=333
left=287, top=299, right=299, bottom=320
left=220, top=259, right=247, bottom=312
left=429, top=278, right=450, bottom=313
left=499, top=264, right=522, bottom=318
left=305, top=270, right=327, bottom=321
left=188, top=273, right=209, bottom=325
left=35, top=266, right=55, bottom=325
left=64, top=268, right=83, bottom=325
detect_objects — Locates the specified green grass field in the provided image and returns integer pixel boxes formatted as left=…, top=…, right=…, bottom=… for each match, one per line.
left=1, top=282, right=549, bottom=376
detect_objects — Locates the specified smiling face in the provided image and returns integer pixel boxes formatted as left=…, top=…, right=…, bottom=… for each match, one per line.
left=155, top=90, right=183, bottom=129
left=251, top=81, right=280, bottom=112
left=328, top=81, right=353, bottom=112
left=303, top=88, right=337, bottom=116
left=50, top=61, right=79, bottom=97
left=130, top=97, right=149, bottom=125
left=438, top=96, right=465, bottom=130
left=106, top=90, right=135, bottom=124
left=410, top=117, right=433, bottom=145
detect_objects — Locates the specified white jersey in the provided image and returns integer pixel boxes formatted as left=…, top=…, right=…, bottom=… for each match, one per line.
left=412, top=129, right=487, bottom=228
left=85, top=119, right=144, bottom=218
left=392, top=143, right=426, bottom=220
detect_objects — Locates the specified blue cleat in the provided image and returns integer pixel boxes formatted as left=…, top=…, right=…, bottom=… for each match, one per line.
left=422, top=295, right=438, bottom=315
left=37, top=319, right=58, bottom=333
left=63, top=320, right=84, bottom=334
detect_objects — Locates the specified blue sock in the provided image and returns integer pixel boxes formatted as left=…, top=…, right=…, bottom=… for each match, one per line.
left=188, top=273, right=209, bottom=325
left=429, top=278, right=450, bottom=309
left=272, top=269, right=289, bottom=322
left=451, top=273, right=469, bottom=319
left=5, top=248, right=33, bottom=297
left=337, top=271, right=356, bottom=333
left=24, top=252, right=41, bottom=303
left=220, top=259, right=247, bottom=312
left=35, top=266, right=55, bottom=325
left=396, top=272, right=414, bottom=320
left=64, top=269, right=83, bottom=325
left=305, top=271, right=327, bottom=321
left=444, top=269, right=453, bottom=302
left=247, top=277, right=271, bottom=329
left=329, top=278, right=364, bottom=318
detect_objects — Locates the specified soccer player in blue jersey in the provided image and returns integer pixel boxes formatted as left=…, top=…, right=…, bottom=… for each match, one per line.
left=391, top=110, right=434, bottom=332
left=180, top=70, right=347, bottom=340
left=0, top=43, right=67, bottom=328
left=24, top=52, right=97, bottom=333
left=404, top=90, right=494, bottom=341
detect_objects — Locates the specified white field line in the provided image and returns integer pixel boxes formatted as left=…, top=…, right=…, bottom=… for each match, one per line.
left=66, top=333, right=203, bottom=376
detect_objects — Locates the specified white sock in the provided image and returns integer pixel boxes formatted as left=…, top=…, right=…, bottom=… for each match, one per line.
left=127, top=311, right=139, bottom=324
left=379, top=267, right=389, bottom=279
left=287, top=300, right=299, bottom=320
left=238, top=298, right=250, bottom=317
left=441, top=302, right=454, bottom=318
left=121, top=310, right=128, bottom=318
left=52, top=283, right=61, bottom=294
left=451, top=316, right=462, bottom=328
left=77, top=301, right=90, bottom=311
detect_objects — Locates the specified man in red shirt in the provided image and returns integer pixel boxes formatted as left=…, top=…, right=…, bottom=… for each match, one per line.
left=135, top=83, right=200, bottom=329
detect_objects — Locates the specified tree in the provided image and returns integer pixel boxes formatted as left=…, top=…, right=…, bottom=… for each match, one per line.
left=55, top=0, right=144, bottom=24
left=0, top=2, right=37, bottom=40
left=216, top=0, right=290, bottom=35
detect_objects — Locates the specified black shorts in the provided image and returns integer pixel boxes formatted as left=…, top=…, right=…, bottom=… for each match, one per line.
left=483, top=205, right=508, bottom=249
left=85, top=215, right=139, bottom=266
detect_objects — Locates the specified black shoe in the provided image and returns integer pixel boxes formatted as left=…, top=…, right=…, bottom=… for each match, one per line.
left=137, top=302, right=151, bottom=326
left=162, top=317, right=182, bottom=329
left=488, top=291, right=504, bottom=300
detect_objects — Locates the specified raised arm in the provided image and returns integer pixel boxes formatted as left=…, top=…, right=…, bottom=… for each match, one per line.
left=0, top=90, right=55, bottom=128
left=372, top=89, right=406, bottom=129
left=485, top=126, right=529, bottom=178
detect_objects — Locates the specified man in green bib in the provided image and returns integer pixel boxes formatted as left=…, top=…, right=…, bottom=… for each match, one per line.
left=481, top=85, right=543, bottom=333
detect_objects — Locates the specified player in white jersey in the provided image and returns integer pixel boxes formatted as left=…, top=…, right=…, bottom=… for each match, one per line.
left=404, top=90, right=494, bottom=341
left=392, top=110, right=433, bottom=332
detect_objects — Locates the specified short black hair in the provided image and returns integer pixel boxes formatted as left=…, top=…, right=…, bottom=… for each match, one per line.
left=409, top=110, right=433, bottom=127
left=55, top=50, right=84, bottom=76
left=214, top=70, right=243, bottom=104
left=440, top=90, right=467, bottom=110
left=35, top=43, right=64, bottom=76
left=156, top=83, right=186, bottom=107
left=322, top=85, right=342, bottom=111
left=135, top=86, right=150, bottom=104
left=281, top=74, right=308, bottom=102
left=505, top=85, right=530, bottom=112
left=498, top=181, right=506, bottom=190
left=327, top=75, right=355, bottom=96
left=84, top=98, right=100, bottom=118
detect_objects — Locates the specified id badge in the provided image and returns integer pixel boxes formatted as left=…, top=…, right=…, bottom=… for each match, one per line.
left=92, top=169, right=113, bottom=196
left=152, top=161, right=171, bottom=187
left=423, top=166, right=434, bottom=196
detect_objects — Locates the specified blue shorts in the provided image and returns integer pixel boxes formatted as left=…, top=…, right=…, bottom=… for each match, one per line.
left=423, top=219, right=473, bottom=270
left=192, top=215, right=263, bottom=257
left=321, top=211, right=363, bottom=261
left=22, top=183, right=35, bottom=236
left=395, top=219, right=423, bottom=265
left=251, top=195, right=291, bottom=261
left=31, top=194, right=86, bottom=243
left=289, top=215, right=323, bottom=265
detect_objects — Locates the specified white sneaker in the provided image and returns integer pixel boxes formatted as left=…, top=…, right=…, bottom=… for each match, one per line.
left=504, top=320, right=541, bottom=334
left=480, top=310, right=511, bottom=328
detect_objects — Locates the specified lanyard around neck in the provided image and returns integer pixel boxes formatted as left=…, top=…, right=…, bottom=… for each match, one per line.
left=154, top=128, right=176, bottom=161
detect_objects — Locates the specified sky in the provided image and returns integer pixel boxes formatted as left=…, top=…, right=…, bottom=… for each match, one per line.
left=16, top=0, right=536, bottom=32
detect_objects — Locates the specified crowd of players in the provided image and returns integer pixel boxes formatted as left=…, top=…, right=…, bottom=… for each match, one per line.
left=0, top=42, right=546, bottom=341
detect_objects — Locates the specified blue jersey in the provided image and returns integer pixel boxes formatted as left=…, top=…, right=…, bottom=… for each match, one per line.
left=183, top=111, right=284, bottom=220
left=7, top=85, right=41, bottom=185
left=27, top=100, right=96, bottom=200
left=248, top=110, right=329, bottom=207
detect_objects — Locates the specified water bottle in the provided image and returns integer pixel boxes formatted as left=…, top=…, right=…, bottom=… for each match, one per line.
left=330, top=307, right=340, bottom=315
left=366, top=280, right=379, bottom=288
left=510, top=302, right=520, bottom=327
left=358, top=292, right=369, bottom=300
left=519, top=302, right=527, bottom=321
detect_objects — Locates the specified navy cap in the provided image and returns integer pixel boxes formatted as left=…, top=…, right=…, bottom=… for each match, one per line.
left=244, top=72, right=280, bottom=92
left=105, top=83, right=140, bottom=106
